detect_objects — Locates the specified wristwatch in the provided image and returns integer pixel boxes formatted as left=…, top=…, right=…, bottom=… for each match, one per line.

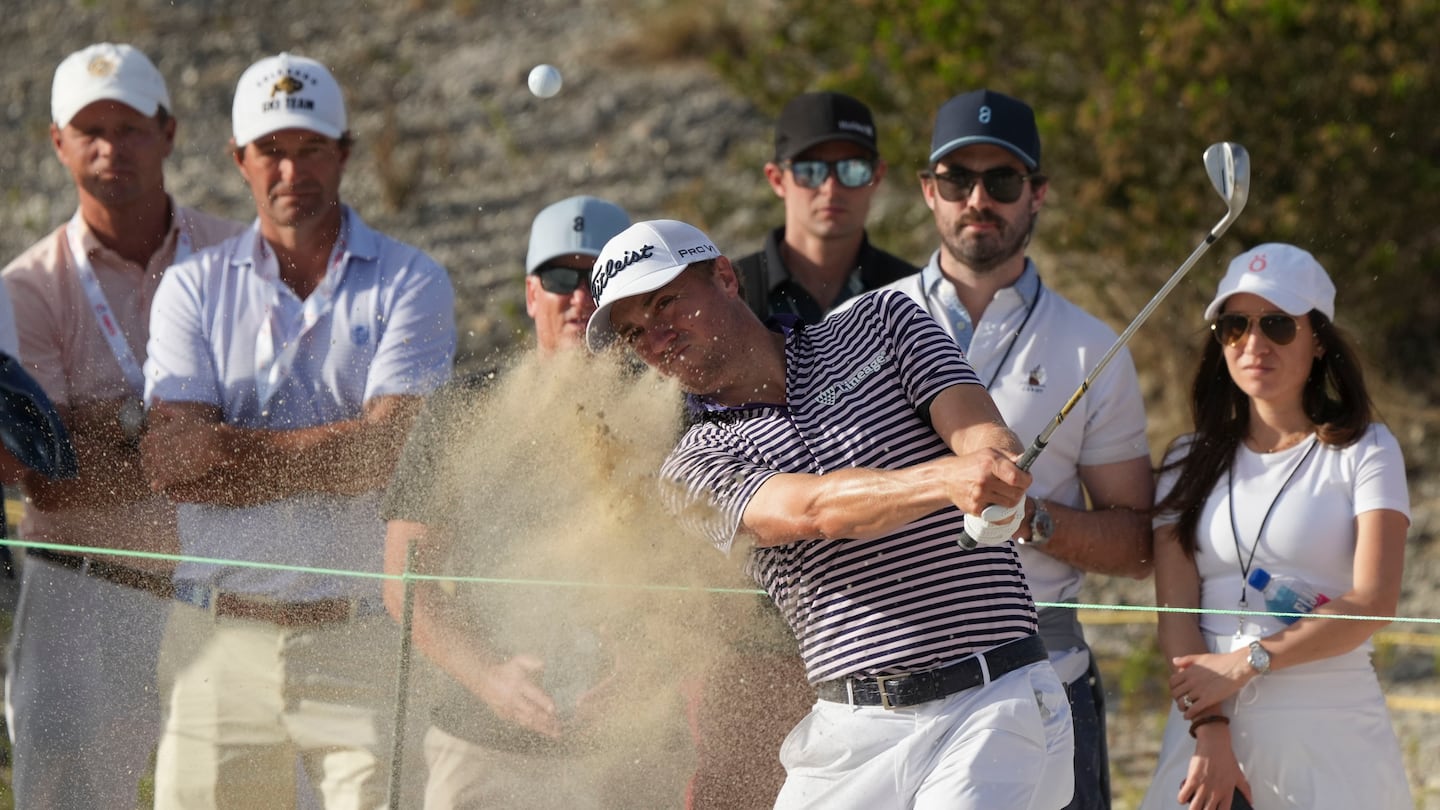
left=1247, top=640, right=1272, bottom=675
left=1019, top=497, right=1054, bottom=547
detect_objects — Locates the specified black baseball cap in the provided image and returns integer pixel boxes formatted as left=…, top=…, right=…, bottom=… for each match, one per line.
left=929, top=89, right=1041, bottom=170
left=773, top=92, right=878, bottom=162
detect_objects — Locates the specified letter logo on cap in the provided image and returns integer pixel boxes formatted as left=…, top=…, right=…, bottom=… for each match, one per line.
left=87, top=55, right=117, bottom=77
left=271, top=76, right=304, bottom=97
left=1249, top=254, right=1267, bottom=273
left=592, top=244, right=655, bottom=301
left=979, top=105, right=992, bottom=124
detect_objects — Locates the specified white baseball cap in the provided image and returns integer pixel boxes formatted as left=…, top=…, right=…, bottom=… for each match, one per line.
left=586, top=220, right=721, bottom=351
left=525, top=196, right=632, bottom=274
left=232, top=53, right=347, bottom=147
left=52, top=43, right=171, bottom=128
left=1204, top=243, right=1336, bottom=321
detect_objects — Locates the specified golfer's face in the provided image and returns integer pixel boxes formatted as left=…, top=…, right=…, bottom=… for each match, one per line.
left=610, top=267, right=728, bottom=392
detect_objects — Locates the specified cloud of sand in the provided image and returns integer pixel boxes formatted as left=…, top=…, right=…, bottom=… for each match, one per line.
left=413, top=347, right=759, bottom=800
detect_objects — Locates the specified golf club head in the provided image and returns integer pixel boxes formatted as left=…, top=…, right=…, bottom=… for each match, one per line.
left=1203, top=142, right=1250, bottom=218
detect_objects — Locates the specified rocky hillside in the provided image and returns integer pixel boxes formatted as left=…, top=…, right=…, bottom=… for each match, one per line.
left=2, top=0, right=1437, bottom=804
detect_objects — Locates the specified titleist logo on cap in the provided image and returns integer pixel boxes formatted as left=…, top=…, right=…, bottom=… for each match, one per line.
left=593, top=244, right=655, bottom=300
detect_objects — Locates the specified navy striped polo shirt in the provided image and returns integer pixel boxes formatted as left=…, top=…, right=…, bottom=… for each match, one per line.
left=661, top=290, right=1038, bottom=683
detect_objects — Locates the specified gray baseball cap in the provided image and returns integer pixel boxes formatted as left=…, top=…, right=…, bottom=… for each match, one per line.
left=525, top=196, right=632, bottom=274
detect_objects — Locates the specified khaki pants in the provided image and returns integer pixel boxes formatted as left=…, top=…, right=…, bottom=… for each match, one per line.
left=153, top=602, right=400, bottom=810
left=422, top=722, right=693, bottom=810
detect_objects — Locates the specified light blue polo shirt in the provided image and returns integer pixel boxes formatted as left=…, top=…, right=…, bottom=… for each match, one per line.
left=145, top=207, right=456, bottom=602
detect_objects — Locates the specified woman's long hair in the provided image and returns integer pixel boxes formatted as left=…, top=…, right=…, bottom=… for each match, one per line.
left=1155, top=311, right=1373, bottom=556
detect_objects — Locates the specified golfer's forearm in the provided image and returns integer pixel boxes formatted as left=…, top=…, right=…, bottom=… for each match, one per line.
left=745, top=466, right=952, bottom=546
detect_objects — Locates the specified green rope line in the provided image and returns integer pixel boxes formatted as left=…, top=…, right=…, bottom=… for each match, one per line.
left=5, top=537, right=1440, bottom=625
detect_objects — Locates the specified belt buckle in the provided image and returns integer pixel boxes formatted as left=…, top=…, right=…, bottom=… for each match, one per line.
left=875, top=674, right=903, bottom=710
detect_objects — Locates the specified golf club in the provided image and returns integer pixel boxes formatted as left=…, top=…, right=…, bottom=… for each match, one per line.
left=960, top=141, right=1251, bottom=549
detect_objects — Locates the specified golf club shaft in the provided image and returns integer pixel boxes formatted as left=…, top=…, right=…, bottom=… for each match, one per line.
left=959, top=143, right=1248, bottom=549
left=1015, top=212, right=1239, bottom=471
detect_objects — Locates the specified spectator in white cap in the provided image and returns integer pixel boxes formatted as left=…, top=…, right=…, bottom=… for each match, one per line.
left=589, top=219, right=1075, bottom=809
left=378, top=196, right=694, bottom=809
left=1142, top=244, right=1411, bottom=810
left=1, top=41, right=242, bottom=809
left=866, top=88, right=1153, bottom=810
left=141, top=52, right=457, bottom=809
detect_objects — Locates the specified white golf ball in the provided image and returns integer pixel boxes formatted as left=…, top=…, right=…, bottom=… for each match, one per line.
left=528, top=64, right=563, bottom=98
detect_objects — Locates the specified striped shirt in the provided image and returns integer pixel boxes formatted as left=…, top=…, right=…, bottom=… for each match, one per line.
left=662, top=290, right=1038, bottom=683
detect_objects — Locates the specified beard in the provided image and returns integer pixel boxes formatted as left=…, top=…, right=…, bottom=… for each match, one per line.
left=940, top=206, right=1036, bottom=274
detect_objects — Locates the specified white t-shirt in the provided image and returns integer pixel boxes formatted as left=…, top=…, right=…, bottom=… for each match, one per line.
left=1155, top=424, right=1409, bottom=647
left=145, top=208, right=456, bottom=601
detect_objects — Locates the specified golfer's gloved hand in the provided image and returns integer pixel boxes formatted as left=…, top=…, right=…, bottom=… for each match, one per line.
left=961, top=500, right=1024, bottom=547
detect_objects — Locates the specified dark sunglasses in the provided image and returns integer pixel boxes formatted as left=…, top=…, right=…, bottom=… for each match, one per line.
left=785, top=158, right=876, bottom=189
left=1211, top=313, right=1300, bottom=347
left=924, top=167, right=1036, bottom=204
left=535, top=266, right=589, bottom=296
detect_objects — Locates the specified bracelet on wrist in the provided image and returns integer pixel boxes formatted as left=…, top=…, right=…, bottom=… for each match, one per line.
left=1188, top=714, right=1230, bottom=738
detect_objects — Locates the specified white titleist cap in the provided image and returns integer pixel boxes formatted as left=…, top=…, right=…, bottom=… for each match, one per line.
left=586, top=219, right=721, bottom=351
left=52, top=43, right=170, bottom=128
left=526, top=196, right=632, bottom=274
left=1205, top=243, right=1336, bottom=321
left=232, top=52, right=347, bottom=146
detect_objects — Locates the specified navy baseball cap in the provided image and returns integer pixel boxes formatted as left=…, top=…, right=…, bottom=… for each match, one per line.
left=929, top=89, right=1041, bottom=170
left=0, top=353, right=77, bottom=479
left=774, top=92, right=878, bottom=162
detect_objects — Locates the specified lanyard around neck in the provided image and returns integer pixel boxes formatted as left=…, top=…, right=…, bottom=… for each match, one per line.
left=1227, top=435, right=1319, bottom=618
left=67, top=208, right=193, bottom=395
left=926, top=271, right=1043, bottom=390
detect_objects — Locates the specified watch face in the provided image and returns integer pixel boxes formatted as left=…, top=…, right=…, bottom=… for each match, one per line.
left=1029, top=506, right=1054, bottom=545
left=118, top=398, right=145, bottom=443
left=1249, top=642, right=1271, bottom=673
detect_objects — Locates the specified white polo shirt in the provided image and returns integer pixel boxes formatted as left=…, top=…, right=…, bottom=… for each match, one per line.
left=144, top=208, right=456, bottom=602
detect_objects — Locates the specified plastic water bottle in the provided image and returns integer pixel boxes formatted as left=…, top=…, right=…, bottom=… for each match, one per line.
left=1247, top=568, right=1330, bottom=624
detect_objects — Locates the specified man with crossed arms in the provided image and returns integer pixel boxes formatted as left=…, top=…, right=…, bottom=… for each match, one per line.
left=142, top=52, right=455, bottom=808
left=2, top=42, right=242, bottom=808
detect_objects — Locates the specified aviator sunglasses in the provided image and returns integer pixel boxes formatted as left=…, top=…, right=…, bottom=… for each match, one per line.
left=1211, top=313, right=1300, bottom=347
left=923, top=166, right=1038, bottom=204
left=785, top=158, right=876, bottom=189
left=536, top=265, right=589, bottom=296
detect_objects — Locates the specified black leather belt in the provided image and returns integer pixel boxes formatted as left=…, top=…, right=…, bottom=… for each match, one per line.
left=815, top=634, right=1048, bottom=709
left=26, top=547, right=175, bottom=599
left=173, top=581, right=381, bottom=627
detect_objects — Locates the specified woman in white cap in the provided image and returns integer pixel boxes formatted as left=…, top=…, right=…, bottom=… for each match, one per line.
left=1140, top=244, right=1411, bottom=809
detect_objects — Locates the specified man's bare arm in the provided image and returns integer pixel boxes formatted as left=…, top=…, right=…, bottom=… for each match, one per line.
left=382, top=518, right=562, bottom=738
left=1022, top=456, right=1155, bottom=578
left=740, top=384, right=1030, bottom=547
left=142, top=395, right=423, bottom=504
left=22, top=398, right=150, bottom=510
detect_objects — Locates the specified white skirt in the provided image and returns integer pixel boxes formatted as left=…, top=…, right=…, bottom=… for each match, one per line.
left=1138, top=634, right=1410, bottom=810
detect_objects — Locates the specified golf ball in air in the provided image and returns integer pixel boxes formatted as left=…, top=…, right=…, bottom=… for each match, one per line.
left=528, top=64, right=563, bottom=98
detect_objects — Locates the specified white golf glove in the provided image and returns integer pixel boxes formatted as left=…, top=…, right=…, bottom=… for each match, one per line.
left=960, top=500, right=1024, bottom=549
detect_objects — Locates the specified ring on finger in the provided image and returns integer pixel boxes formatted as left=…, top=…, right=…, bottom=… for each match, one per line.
left=1180, top=695, right=1195, bottom=709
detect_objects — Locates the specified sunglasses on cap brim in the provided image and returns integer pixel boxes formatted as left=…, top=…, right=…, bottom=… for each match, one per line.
left=1210, top=313, right=1301, bottom=347
left=921, top=166, right=1037, bottom=204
